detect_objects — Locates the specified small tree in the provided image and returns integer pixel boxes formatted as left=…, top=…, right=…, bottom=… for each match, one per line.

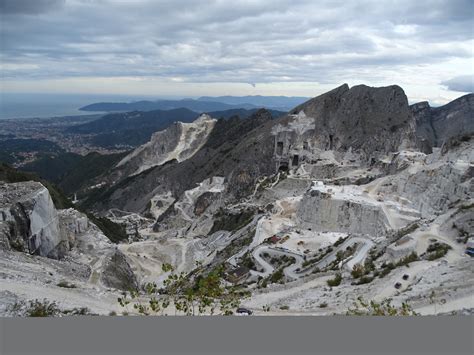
left=351, top=264, right=365, bottom=279
left=327, top=273, right=342, bottom=287
left=118, top=263, right=249, bottom=316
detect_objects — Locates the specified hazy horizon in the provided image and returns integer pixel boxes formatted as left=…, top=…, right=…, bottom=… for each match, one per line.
left=2, top=87, right=469, bottom=120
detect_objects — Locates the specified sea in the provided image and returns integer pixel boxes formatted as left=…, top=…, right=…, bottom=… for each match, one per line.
left=0, top=93, right=157, bottom=120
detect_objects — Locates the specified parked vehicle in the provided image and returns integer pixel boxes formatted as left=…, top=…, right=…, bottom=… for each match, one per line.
left=236, top=308, right=253, bottom=315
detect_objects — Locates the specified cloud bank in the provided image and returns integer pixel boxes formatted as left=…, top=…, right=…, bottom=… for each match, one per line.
left=0, top=0, right=472, bottom=102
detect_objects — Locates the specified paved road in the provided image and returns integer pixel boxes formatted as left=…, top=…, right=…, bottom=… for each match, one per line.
left=251, top=245, right=305, bottom=280
left=250, top=236, right=374, bottom=280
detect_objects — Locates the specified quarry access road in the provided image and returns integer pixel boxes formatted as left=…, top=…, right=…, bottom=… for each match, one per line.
left=251, top=245, right=305, bottom=280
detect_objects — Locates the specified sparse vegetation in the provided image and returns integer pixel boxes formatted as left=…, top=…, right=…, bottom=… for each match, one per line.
left=347, top=297, right=418, bottom=316
left=87, top=214, right=128, bottom=243
left=118, top=263, right=249, bottom=316
left=25, top=299, right=60, bottom=317
left=425, top=242, right=452, bottom=261
left=269, top=268, right=285, bottom=284
left=394, top=223, right=419, bottom=240
left=351, top=264, right=365, bottom=279
left=355, top=275, right=375, bottom=285
left=395, top=252, right=419, bottom=267
left=327, top=273, right=342, bottom=287
left=209, top=208, right=255, bottom=234
left=334, top=236, right=348, bottom=247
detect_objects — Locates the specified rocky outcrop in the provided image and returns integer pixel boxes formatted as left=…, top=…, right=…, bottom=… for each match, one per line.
left=0, top=182, right=68, bottom=259
left=117, top=114, right=216, bottom=176
left=412, top=93, right=474, bottom=147
left=58, top=208, right=90, bottom=249
left=387, top=159, right=472, bottom=218
left=296, top=188, right=390, bottom=237
left=386, top=236, right=417, bottom=260
left=89, top=110, right=275, bottom=213
left=272, top=84, right=417, bottom=171
left=100, top=250, right=138, bottom=291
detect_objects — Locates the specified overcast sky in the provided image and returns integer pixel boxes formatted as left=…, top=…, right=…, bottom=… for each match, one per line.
left=0, top=0, right=473, bottom=104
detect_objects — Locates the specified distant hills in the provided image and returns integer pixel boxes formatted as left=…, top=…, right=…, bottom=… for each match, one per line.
left=79, top=95, right=309, bottom=113
left=68, top=107, right=285, bottom=148
left=80, top=99, right=258, bottom=113
left=197, top=95, right=309, bottom=110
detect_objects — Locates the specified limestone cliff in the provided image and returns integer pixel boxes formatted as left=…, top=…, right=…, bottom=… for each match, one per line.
left=0, top=181, right=67, bottom=259
left=412, top=93, right=473, bottom=147
left=116, top=114, right=216, bottom=176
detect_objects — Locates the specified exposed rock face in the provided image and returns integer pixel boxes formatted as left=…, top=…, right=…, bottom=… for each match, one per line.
left=194, top=191, right=219, bottom=216
left=0, top=182, right=67, bottom=259
left=411, top=101, right=436, bottom=147
left=412, top=93, right=474, bottom=147
left=117, top=114, right=216, bottom=176
left=100, top=249, right=138, bottom=291
left=386, top=157, right=472, bottom=218
left=58, top=208, right=90, bottom=249
left=272, top=84, right=417, bottom=172
left=386, top=236, right=417, bottom=260
left=90, top=110, right=274, bottom=213
left=296, top=188, right=389, bottom=236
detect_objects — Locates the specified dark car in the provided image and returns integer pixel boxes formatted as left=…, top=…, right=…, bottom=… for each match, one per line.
left=402, top=274, right=409, bottom=280
left=236, top=308, right=253, bottom=315
left=394, top=282, right=402, bottom=289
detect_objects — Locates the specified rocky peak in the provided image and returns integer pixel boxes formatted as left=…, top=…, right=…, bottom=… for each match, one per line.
left=273, top=84, right=416, bottom=167
left=412, top=93, right=474, bottom=147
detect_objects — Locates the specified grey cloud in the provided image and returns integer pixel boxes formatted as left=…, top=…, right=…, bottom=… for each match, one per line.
left=0, top=0, right=64, bottom=14
left=441, top=76, right=474, bottom=93
left=0, top=0, right=472, bottom=88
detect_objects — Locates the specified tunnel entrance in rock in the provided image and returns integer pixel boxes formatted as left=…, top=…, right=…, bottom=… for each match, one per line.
left=329, top=135, right=334, bottom=150
left=276, top=141, right=284, bottom=155
left=292, top=154, right=299, bottom=166
left=278, top=161, right=289, bottom=172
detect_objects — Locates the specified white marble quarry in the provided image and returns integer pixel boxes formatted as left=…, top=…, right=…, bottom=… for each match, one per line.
left=0, top=181, right=65, bottom=258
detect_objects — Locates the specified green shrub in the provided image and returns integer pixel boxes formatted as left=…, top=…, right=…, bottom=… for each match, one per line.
left=378, top=262, right=395, bottom=278
left=269, top=268, right=284, bottom=284
left=347, top=297, right=418, bottom=316
left=327, top=273, right=342, bottom=287
left=356, top=276, right=374, bottom=285
left=351, top=264, right=365, bottom=279
left=395, top=252, right=419, bottom=267
left=26, top=299, right=60, bottom=317
left=426, top=243, right=451, bottom=261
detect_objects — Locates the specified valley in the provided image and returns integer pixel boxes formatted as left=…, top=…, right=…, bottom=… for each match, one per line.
left=0, top=84, right=472, bottom=316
